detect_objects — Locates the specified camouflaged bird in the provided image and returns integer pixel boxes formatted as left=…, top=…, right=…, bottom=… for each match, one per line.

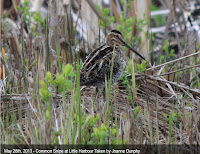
left=80, top=29, right=146, bottom=87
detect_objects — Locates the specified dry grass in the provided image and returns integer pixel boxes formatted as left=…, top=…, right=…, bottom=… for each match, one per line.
left=1, top=71, right=200, bottom=145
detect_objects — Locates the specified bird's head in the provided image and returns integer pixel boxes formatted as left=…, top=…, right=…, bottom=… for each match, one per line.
left=106, top=29, right=146, bottom=60
left=106, top=29, right=124, bottom=46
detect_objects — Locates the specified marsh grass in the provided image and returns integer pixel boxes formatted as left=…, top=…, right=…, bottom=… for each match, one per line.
left=76, top=54, right=82, bottom=144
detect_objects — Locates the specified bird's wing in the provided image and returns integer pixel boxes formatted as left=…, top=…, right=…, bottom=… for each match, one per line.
left=80, top=45, right=115, bottom=85
left=82, top=44, right=112, bottom=67
left=81, top=44, right=113, bottom=71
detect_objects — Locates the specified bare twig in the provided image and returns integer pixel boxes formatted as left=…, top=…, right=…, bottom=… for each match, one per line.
left=146, top=50, right=200, bottom=71
left=171, top=0, right=182, bottom=53
left=111, top=0, right=121, bottom=24
left=145, top=75, right=200, bottom=95
left=153, top=64, right=200, bottom=77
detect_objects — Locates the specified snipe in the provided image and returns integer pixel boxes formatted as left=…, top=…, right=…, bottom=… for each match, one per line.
left=80, top=29, right=146, bottom=87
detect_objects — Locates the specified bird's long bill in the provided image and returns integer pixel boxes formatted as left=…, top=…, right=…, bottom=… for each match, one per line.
left=118, top=37, right=146, bottom=60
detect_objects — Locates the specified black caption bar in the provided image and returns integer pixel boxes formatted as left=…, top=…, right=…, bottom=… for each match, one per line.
left=1, top=144, right=199, bottom=154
